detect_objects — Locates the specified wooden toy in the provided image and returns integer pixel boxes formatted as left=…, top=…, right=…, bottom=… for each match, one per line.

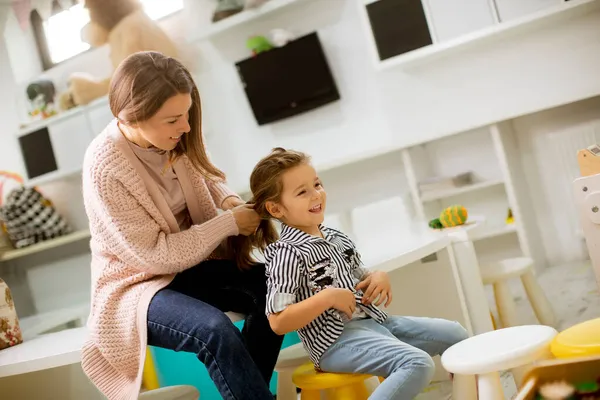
left=577, top=144, right=600, bottom=177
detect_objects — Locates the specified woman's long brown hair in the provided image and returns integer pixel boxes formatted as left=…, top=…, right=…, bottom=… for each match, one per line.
left=109, top=51, right=225, bottom=180
left=229, top=148, right=310, bottom=270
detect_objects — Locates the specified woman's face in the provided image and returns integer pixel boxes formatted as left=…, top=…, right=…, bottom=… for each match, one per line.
left=126, top=93, right=192, bottom=151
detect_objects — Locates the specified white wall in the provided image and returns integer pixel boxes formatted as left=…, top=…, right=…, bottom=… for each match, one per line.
left=4, top=1, right=600, bottom=193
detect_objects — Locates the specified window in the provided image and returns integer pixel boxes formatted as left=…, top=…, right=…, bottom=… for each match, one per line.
left=32, top=0, right=184, bottom=69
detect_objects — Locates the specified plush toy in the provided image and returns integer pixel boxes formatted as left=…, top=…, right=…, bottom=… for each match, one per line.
left=269, top=28, right=295, bottom=47
left=429, top=205, right=469, bottom=229
left=64, top=0, right=179, bottom=107
left=246, top=35, right=273, bottom=55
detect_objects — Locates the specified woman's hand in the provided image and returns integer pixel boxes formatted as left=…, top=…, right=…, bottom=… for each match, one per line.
left=356, top=271, right=392, bottom=307
left=222, top=196, right=245, bottom=211
left=232, top=203, right=260, bottom=236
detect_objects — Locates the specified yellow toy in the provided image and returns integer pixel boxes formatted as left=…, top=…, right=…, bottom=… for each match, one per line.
left=429, top=205, right=469, bottom=229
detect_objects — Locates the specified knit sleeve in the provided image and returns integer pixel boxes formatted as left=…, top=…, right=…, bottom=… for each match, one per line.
left=87, top=171, right=239, bottom=275
left=205, top=178, right=240, bottom=209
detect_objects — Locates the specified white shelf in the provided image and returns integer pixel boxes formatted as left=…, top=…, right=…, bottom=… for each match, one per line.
left=19, top=303, right=89, bottom=340
left=420, top=179, right=505, bottom=202
left=472, top=224, right=517, bottom=241
left=190, top=0, right=309, bottom=42
left=377, top=0, right=600, bottom=70
left=0, top=229, right=91, bottom=262
left=17, top=96, right=108, bottom=137
left=0, top=327, right=86, bottom=378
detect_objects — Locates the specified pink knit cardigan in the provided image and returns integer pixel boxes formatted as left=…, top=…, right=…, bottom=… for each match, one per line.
left=81, top=120, right=240, bottom=399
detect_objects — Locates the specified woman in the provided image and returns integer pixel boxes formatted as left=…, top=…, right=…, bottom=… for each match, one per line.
left=81, top=51, right=282, bottom=400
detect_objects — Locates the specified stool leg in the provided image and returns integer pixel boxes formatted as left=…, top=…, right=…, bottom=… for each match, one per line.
left=330, top=382, right=369, bottom=400
left=521, top=271, right=556, bottom=327
left=276, top=367, right=298, bottom=400
left=478, top=372, right=504, bottom=400
left=453, top=374, right=477, bottom=400
left=494, top=281, right=520, bottom=327
left=300, top=389, right=321, bottom=400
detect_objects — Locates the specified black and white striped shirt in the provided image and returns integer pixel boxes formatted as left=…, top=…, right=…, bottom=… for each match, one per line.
left=265, top=224, right=387, bottom=367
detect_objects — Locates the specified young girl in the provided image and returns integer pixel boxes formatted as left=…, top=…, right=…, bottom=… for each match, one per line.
left=235, top=147, right=469, bottom=400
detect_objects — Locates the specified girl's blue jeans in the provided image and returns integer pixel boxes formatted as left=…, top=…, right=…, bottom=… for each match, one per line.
left=319, top=316, right=469, bottom=400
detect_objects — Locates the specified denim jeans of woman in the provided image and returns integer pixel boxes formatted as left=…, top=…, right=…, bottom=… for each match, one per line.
left=147, top=260, right=283, bottom=400
left=319, top=316, right=469, bottom=400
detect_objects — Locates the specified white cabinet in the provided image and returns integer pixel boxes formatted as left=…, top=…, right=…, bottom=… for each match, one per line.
left=87, top=101, right=114, bottom=136
left=16, top=96, right=111, bottom=186
left=424, top=0, right=497, bottom=41
left=47, top=115, right=94, bottom=177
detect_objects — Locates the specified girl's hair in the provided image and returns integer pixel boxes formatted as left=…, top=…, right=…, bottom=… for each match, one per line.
left=109, top=51, right=225, bottom=180
left=229, top=147, right=311, bottom=270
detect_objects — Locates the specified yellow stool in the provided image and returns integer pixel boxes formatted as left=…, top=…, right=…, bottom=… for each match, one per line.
left=292, top=362, right=372, bottom=400
left=550, top=318, right=600, bottom=359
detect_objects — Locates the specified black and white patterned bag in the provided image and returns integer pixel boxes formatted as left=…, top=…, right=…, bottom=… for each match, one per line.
left=0, top=174, right=72, bottom=249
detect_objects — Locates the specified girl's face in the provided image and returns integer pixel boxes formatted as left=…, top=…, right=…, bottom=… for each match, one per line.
left=121, top=93, right=192, bottom=151
left=267, top=163, right=327, bottom=236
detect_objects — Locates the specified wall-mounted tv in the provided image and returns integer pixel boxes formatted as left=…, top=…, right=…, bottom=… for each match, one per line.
left=235, top=32, right=340, bottom=126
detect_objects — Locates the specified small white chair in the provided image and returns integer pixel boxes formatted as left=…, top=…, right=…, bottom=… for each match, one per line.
left=481, top=257, right=556, bottom=328
left=274, top=343, right=309, bottom=400
left=139, top=385, right=200, bottom=400
left=441, top=325, right=557, bottom=400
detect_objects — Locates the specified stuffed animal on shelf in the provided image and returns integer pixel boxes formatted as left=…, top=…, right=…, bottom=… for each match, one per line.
left=246, top=35, right=273, bottom=55
left=62, top=0, right=179, bottom=107
left=269, top=28, right=295, bottom=47
left=429, top=205, right=469, bottom=229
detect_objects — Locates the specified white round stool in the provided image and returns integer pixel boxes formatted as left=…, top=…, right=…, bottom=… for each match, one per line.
left=274, top=343, right=309, bottom=400
left=139, top=385, right=200, bottom=400
left=481, top=257, right=556, bottom=328
left=441, top=325, right=557, bottom=400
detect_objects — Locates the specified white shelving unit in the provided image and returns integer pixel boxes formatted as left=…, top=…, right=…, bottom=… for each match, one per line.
left=0, top=229, right=91, bottom=262
left=420, top=179, right=505, bottom=202
left=359, top=0, right=600, bottom=70
left=189, top=0, right=312, bottom=42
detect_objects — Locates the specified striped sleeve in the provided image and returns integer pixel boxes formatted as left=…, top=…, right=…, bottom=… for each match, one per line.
left=265, top=243, right=303, bottom=316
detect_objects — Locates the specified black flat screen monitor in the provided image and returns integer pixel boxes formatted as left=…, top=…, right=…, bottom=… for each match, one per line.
left=235, top=32, right=340, bottom=125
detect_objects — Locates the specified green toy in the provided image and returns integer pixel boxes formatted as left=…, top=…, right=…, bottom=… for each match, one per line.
left=246, top=35, right=273, bottom=55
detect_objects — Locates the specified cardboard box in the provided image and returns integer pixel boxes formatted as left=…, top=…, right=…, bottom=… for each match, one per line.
left=515, top=356, right=600, bottom=400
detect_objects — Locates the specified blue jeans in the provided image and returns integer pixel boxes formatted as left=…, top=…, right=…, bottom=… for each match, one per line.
left=319, top=316, right=469, bottom=400
left=147, top=260, right=283, bottom=400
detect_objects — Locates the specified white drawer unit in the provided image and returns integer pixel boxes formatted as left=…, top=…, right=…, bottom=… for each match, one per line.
left=16, top=96, right=112, bottom=186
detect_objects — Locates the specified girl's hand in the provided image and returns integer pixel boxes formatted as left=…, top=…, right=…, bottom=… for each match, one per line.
left=356, top=271, right=392, bottom=307
left=232, top=204, right=260, bottom=236
left=222, top=197, right=245, bottom=211
left=323, top=287, right=356, bottom=319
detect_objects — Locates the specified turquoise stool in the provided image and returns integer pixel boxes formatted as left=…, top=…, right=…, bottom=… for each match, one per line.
left=151, top=319, right=301, bottom=399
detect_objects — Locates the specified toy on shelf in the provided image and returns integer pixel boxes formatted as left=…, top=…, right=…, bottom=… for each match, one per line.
left=269, top=28, right=295, bottom=47
left=428, top=205, right=469, bottom=230
left=26, top=79, right=58, bottom=120
left=506, top=208, right=514, bottom=224
left=211, top=0, right=270, bottom=22
left=61, top=0, right=179, bottom=107
left=247, top=35, right=274, bottom=55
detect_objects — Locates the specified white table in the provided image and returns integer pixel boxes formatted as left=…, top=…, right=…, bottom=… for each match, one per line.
left=358, top=217, right=493, bottom=336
